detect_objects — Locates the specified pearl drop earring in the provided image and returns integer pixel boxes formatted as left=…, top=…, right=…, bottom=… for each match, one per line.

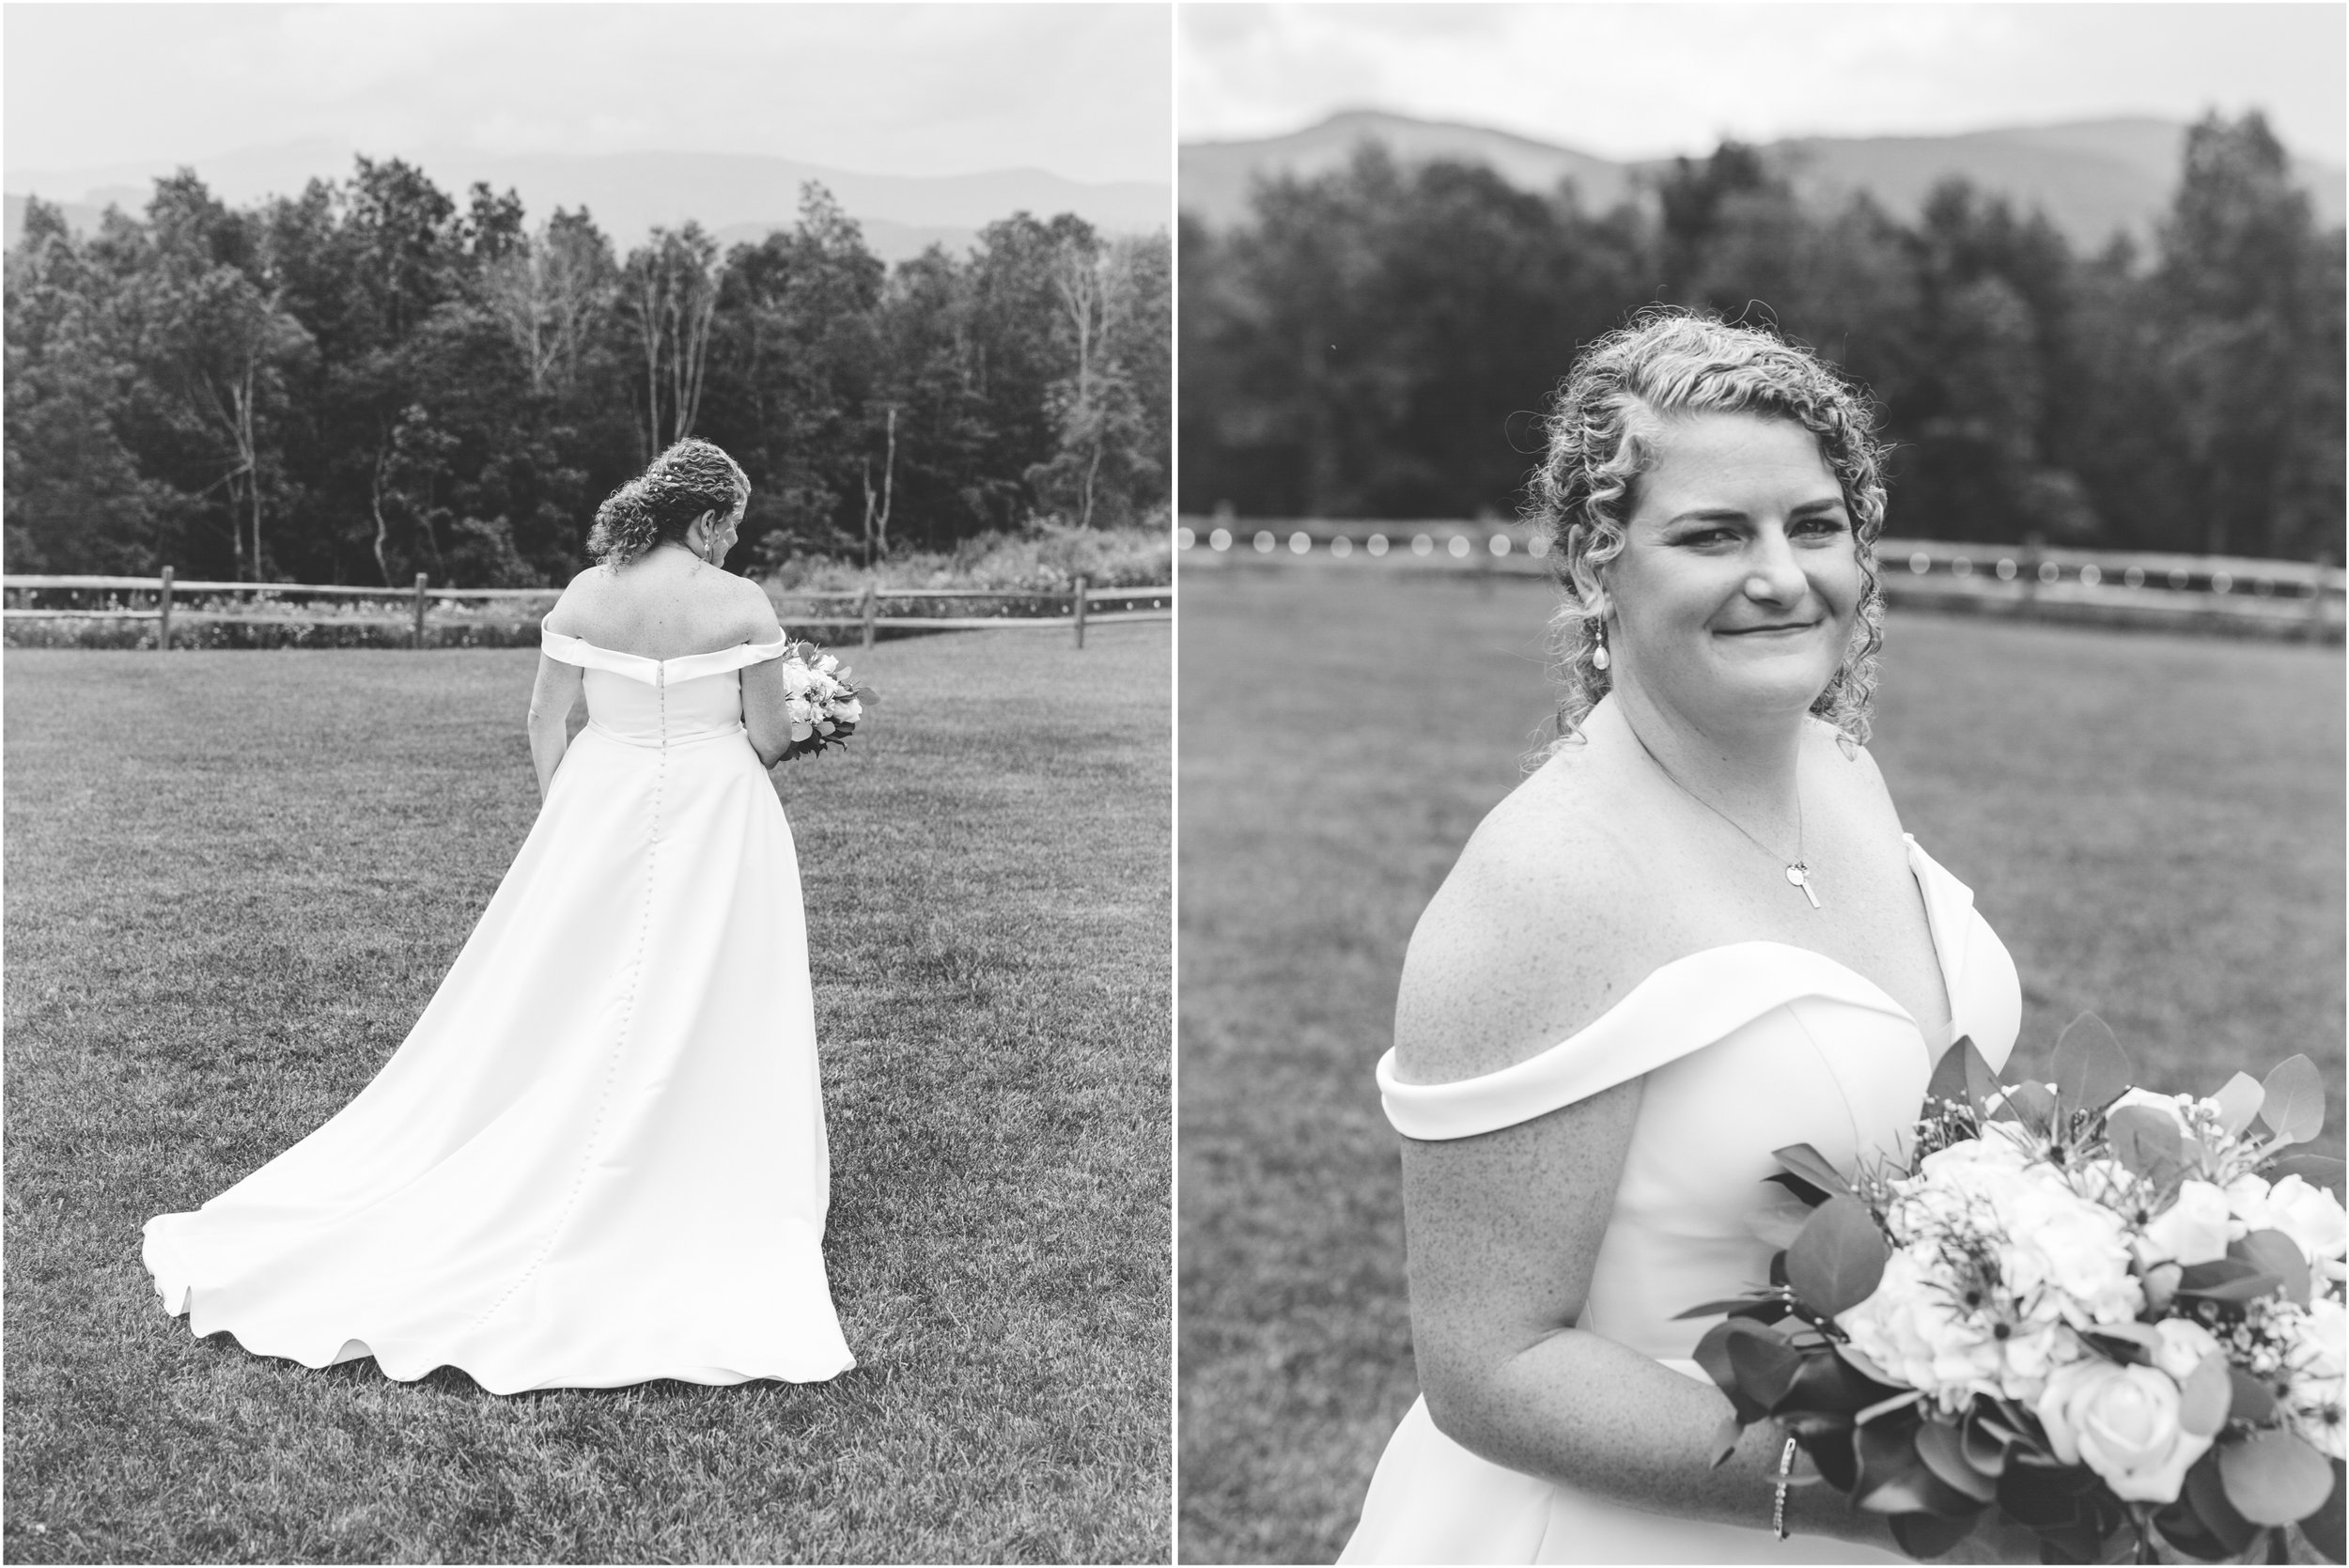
left=1592, top=620, right=1611, bottom=672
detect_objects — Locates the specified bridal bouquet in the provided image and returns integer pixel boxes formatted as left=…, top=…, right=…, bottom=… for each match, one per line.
left=1685, top=1018, right=2345, bottom=1562
left=775, top=641, right=872, bottom=761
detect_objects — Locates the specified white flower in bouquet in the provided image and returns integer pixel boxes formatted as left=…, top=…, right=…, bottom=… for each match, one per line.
left=782, top=662, right=814, bottom=696
left=2283, top=1296, right=2348, bottom=1460
left=786, top=696, right=814, bottom=723
left=2000, top=1179, right=2143, bottom=1327
left=1839, top=1228, right=2081, bottom=1408
left=2139, top=1179, right=2233, bottom=1268
left=2264, top=1175, right=2349, bottom=1271
left=2151, top=1317, right=2222, bottom=1382
left=2035, top=1358, right=2213, bottom=1502
left=817, top=653, right=839, bottom=674
left=840, top=698, right=863, bottom=723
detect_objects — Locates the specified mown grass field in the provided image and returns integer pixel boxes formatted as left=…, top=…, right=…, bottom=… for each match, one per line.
left=1176, top=565, right=2345, bottom=1564
left=5, top=624, right=1171, bottom=1564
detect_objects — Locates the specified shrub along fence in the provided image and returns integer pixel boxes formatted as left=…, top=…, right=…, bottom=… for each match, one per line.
left=1175, top=519, right=2343, bottom=644
left=1, top=573, right=1171, bottom=652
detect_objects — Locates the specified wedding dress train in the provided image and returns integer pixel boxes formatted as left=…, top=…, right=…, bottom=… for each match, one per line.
left=1341, top=836, right=2019, bottom=1563
left=144, top=629, right=855, bottom=1393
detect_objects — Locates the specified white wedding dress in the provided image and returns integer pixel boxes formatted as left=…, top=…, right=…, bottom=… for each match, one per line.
left=1341, top=836, right=2019, bottom=1563
left=144, top=629, right=855, bottom=1393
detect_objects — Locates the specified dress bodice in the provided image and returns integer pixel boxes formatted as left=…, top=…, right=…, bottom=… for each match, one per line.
left=1374, top=835, right=2020, bottom=1364
left=540, top=625, right=787, bottom=749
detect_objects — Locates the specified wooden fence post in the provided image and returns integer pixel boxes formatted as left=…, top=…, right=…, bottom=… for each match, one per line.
left=412, top=572, right=428, bottom=649
left=2311, top=551, right=2335, bottom=644
left=860, top=583, right=878, bottom=649
left=157, top=567, right=174, bottom=652
left=1073, top=574, right=1089, bottom=649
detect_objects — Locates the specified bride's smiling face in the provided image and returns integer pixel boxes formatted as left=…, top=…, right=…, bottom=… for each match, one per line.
left=1599, top=411, right=1860, bottom=725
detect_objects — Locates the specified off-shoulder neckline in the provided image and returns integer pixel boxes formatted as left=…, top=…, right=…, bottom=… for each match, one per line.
left=1383, top=835, right=1969, bottom=1094
left=539, top=618, right=786, bottom=667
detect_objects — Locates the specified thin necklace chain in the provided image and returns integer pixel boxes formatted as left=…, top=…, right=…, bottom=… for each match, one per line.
left=1620, top=712, right=1821, bottom=908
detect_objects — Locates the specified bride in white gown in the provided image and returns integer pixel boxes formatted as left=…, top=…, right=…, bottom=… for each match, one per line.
left=145, top=438, right=854, bottom=1394
left=1342, top=314, right=2030, bottom=1562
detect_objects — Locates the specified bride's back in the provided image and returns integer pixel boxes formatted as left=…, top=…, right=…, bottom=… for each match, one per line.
left=545, top=549, right=772, bottom=661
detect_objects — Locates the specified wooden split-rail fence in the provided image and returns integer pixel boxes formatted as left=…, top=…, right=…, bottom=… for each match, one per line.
left=1, top=572, right=1172, bottom=651
left=1176, top=519, right=2344, bottom=644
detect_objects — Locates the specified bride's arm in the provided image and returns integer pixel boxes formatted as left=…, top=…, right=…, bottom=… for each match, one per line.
left=526, top=655, right=583, bottom=799
left=1392, top=811, right=1895, bottom=1551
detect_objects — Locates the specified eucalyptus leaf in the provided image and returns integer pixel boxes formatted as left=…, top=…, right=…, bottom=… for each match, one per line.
left=2258, top=1056, right=2326, bottom=1146
left=1993, top=1079, right=2057, bottom=1133
left=2178, top=1354, right=2232, bottom=1437
left=1890, top=1509, right=1980, bottom=1560
left=2185, top=1452, right=2264, bottom=1556
left=2230, top=1366, right=2280, bottom=1424
left=1785, top=1196, right=1890, bottom=1318
left=1770, top=1142, right=1856, bottom=1202
left=2300, top=1463, right=2345, bottom=1561
left=2264, top=1152, right=2347, bottom=1192
left=1925, top=1035, right=1999, bottom=1116
left=2220, top=1430, right=2336, bottom=1527
left=2212, top=1072, right=2266, bottom=1138
left=2053, top=1013, right=2131, bottom=1112
left=1914, top=1419, right=1999, bottom=1503
left=2107, top=1105, right=2186, bottom=1180
left=2235, top=1229, right=2312, bottom=1305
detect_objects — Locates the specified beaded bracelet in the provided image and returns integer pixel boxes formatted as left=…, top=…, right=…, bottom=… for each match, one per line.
left=1771, top=1434, right=1798, bottom=1542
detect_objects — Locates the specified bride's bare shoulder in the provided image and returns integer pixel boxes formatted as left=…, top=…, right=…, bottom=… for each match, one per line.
left=1391, top=747, right=1663, bottom=1086
left=540, top=567, right=611, bottom=637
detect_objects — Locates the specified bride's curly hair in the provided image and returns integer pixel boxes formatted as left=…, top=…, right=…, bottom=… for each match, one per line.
left=1528, top=308, right=1890, bottom=761
left=586, top=438, right=749, bottom=567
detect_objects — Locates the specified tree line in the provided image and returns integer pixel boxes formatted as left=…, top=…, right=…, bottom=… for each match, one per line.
left=7, top=159, right=1170, bottom=585
left=1181, top=111, right=2343, bottom=562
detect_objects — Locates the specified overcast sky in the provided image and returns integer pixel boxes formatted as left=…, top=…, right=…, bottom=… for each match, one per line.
left=5, top=3, right=1174, bottom=185
left=1182, top=4, right=2347, bottom=164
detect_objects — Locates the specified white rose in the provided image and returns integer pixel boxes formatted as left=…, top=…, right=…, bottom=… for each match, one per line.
left=782, top=662, right=814, bottom=695
left=840, top=699, right=863, bottom=723
left=2037, top=1359, right=2212, bottom=1503
left=2226, top=1172, right=2276, bottom=1236
left=2152, top=1318, right=2222, bottom=1383
left=2140, top=1180, right=2232, bottom=1268
left=787, top=696, right=813, bottom=722
left=817, top=653, right=839, bottom=674
left=2266, top=1176, right=2349, bottom=1268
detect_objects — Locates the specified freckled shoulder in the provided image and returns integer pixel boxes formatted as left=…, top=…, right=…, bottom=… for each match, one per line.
left=540, top=567, right=610, bottom=637
left=729, top=572, right=784, bottom=639
left=1391, top=750, right=1660, bottom=1088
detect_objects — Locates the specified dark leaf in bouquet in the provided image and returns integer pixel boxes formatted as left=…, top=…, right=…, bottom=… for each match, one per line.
left=2222, top=1431, right=2337, bottom=1527
left=2298, top=1462, right=2345, bottom=1562
left=2053, top=1014, right=2131, bottom=1113
left=1915, top=1417, right=1999, bottom=1502
left=1672, top=1294, right=1782, bottom=1322
left=2234, top=1229, right=2313, bottom=1305
left=1691, top=1319, right=1773, bottom=1424
left=1811, top=1427, right=1859, bottom=1492
left=1781, top=1344, right=1896, bottom=1417
left=2229, top=1366, right=2281, bottom=1424
left=2153, top=1495, right=2240, bottom=1563
left=1772, top=1143, right=1857, bottom=1203
left=1765, top=1169, right=1838, bottom=1207
left=1726, top=1325, right=1804, bottom=1412
left=2178, top=1353, right=2232, bottom=1438
left=1995, top=1079, right=2059, bottom=1134
left=1959, top=1408, right=2010, bottom=1478
left=1890, top=1508, right=1982, bottom=1560
left=2213, top=1072, right=2267, bottom=1139
left=1926, top=1035, right=2000, bottom=1116
left=2107, top=1106, right=2186, bottom=1183
left=1786, top=1196, right=1890, bottom=1318
left=2258, top=1056, right=2326, bottom=1146
left=2265, top=1152, right=2348, bottom=1193
left=1705, top=1409, right=1744, bottom=1467
left=2266, top=1525, right=2292, bottom=1563
left=1999, top=1462, right=2098, bottom=1532
left=2178, top=1256, right=2284, bottom=1305
left=1855, top=1420, right=1982, bottom=1516
left=2083, top=1321, right=2162, bottom=1363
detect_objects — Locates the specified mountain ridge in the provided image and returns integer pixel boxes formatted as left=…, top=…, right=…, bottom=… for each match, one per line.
left=1180, top=109, right=2346, bottom=249
left=5, top=141, right=1167, bottom=261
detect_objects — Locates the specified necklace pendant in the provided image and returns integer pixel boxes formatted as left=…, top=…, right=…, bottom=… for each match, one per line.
left=1786, top=862, right=1822, bottom=909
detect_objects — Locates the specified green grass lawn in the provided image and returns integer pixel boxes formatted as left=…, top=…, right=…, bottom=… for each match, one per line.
left=1176, top=565, right=2345, bottom=1564
left=4, top=623, right=1171, bottom=1564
